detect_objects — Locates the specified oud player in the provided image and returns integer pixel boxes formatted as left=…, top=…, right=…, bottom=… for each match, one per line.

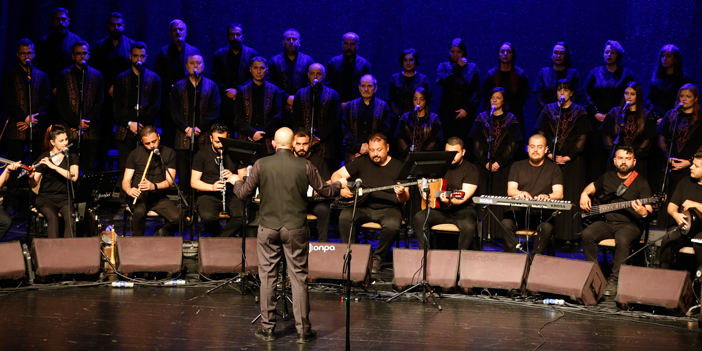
left=580, top=145, right=653, bottom=297
left=330, top=132, right=409, bottom=273
left=411, top=137, right=479, bottom=250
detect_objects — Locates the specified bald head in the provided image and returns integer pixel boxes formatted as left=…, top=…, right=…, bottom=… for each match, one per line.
left=308, top=63, right=325, bottom=87
left=342, top=32, right=359, bottom=56
left=529, top=134, right=547, bottom=145
left=273, top=127, right=293, bottom=150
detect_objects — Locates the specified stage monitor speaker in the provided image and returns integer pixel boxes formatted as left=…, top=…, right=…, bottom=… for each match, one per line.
left=116, top=237, right=182, bottom=275
left=526, top=255, right=605, bottom=306
left=31, top=238, right=101, bottom=277
left=458, top=251, right=529, bottom=293
left=616, top=265, right=694, bottom=316
left=308, top=243, right=372, bottom=285
left=0, top=241, right=26, bottom=279
left=393, top=248, right=460, bottom=290
left=198, top=237, right=258, bottom=277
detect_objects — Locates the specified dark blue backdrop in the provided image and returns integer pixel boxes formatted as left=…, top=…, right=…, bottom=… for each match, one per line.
left=1, top=0, right=700, bottom=133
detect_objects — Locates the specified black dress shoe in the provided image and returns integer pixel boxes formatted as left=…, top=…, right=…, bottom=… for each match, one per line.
left=255, top=327, right=275, bottom=342
left=296, top=330, right=317, bottom=344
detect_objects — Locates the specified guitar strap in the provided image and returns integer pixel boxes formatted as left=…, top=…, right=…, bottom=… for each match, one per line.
left=615, top=171, right=638, bottom=197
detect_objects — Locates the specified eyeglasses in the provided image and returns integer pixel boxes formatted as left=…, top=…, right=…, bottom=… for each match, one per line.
left=17, top=52, right=35, bottom=57
left=73, top=52, right=89, bottom=57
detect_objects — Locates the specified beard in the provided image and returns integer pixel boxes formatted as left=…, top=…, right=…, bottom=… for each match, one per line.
left=617, top=163, right=635, bottom=174
left=229, top=40, right=242, bottom=51
left=529, top=153, right=545, bottom=164
left=344, top=48, right=355, bottom=55
left=295, top=149, right=309, bottom=158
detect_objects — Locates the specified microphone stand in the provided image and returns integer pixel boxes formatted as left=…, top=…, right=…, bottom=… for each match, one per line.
left=343, top=179, right=362, bottom=351
left=63, top=149, right=76, bottom=237
left=610, top=105, right=627, bottom=159
left=485, top=108, right=496, bottom=240
left=551, top=101, right=563, bottom=163
left=157, top=149, right=189, bottom=236
left=78, top=65, right=86, bottom=166
left=188, top=75, right=198, bottom=229
left=27, top=61, right=34, bottom=239
left=134, top=64, right=142, bottom=148
left=660, top=107, right=682, bottom=231
left=310, top=82, right=316, bottom=143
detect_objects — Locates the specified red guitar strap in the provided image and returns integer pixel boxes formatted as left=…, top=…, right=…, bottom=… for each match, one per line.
left=615, top=171, right=638, bottom=197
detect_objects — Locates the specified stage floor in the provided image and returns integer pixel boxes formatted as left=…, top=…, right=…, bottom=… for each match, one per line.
left=0, top=283, right=699, bottom=350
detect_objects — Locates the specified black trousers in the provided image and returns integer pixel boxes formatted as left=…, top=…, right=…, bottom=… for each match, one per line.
left=176, top=148, right=196, bottom=204
left=413, top=206, right=477, bottom=250
left=582, top=221, right=642, bottom=279
left=197, top=193, right=244, bottom=237
left=500, top=209, right=554, bottom=257
left=129, top=195, right=180, bottom=236
left=659, top=229, right=702, bottom=269
left=338, top=206, right=402, bottom=261
left=38, top=203, right=73, bottom=238
left=308, top=201, right=331, bottom=242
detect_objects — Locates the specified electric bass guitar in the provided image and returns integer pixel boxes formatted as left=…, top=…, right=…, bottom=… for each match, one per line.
left=581, top=191, right=666, bottom=225
left=331, top=179, right=440, bottom=209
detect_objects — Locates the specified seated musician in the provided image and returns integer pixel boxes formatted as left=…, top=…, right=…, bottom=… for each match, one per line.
left=658, top=151, right=702, bottom=271
left=580, top=145, right=653, bottom=297
left=500, top=134, right=563, bottom=258
left=191, top=123, right=246, bottom=237
left=28, top=125, right=79, bottom=238
left=331, top=133, right=409, bottom=273
left=412, top=137, right=479, bottom=250
left=292, top=128, right=333, bottom=242
left=0, top=162, right=22, bottom=241
left=122, top=126, right=180, bottom=236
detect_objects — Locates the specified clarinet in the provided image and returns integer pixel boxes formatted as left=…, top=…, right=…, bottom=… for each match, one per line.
left=218, top=149, right=227, bottom=215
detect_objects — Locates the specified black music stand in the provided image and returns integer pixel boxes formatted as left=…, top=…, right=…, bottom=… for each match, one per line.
left=75, top=171, right=120, bottom=237
left=207, top=138, right=265, bottom=297
left=387, top=151, right=455, bottom=311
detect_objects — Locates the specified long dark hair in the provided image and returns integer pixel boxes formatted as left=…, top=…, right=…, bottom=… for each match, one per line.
left=652, top=44, right=683, bottom=83
left=414, top=86, right=432, bottom=113
left=43, top=124, right=67, bottom=152
left=619, top=82, right=645, bottom=136
left=551, top=41, right=571, bottom=69
left=448, top=38, right=467, bottom=62
left=497, top=42, right=516, bottom=64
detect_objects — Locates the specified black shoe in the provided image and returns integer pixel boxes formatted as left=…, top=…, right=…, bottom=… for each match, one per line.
left=255, top=327, right=275, bottom=342
left=603, top=279, right=618, bottom=297
left=296, top=330, right=317, bottom=344
left=371, top=257, right=382, bottom=274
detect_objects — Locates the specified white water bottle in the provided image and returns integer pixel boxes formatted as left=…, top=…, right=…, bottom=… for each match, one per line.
left=163, top=279, right=186, bottom=286
left=111, top=281, right=134, bottom=288
left=543, top=298, right=564, bottom=305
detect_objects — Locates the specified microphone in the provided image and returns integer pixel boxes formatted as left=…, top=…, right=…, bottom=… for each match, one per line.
left=353, top=178, right=362, bottom=189
left=414, top=104, right=421, bottom=112
left=622, top=101, right=631, bottom=113
left=62, top=147, right=69, bottom=154
left=79, top=60, right=86, bottom=69
left=490, top=105, right=496, bottom=116
left=559, top=96, right=565, bottom=105
left=153, top=148, right=160, bottom=156
left=313, top=78, right=319, bottom=86
left=676, top=102, right=685, bottom=111
left=194, top=69, right=200, bottom=78
left=25, top=58, right=31, bottom=66
left=421, top=178, right=428, bottom=191
left=135, top=61, right=143, bottom=69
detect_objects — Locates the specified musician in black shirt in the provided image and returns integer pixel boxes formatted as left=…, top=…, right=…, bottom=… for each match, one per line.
left=122, top=126, right=180, bottom=236
left=659, top=152, right=702, bottom=269
left=500, top=134, right=563, bottom=257
left=413, top=137, right=479, bottom=250
left=580, top=146, right=653, bottom=296
left=28, top=125, right=79, bottom=238
left=293, top=128, right=333, bottom=242
left=0, top=162, right=21, bottom=241
left=331, top=133, right=409, bottom=273
left=191, top=124, right=245, bottom=237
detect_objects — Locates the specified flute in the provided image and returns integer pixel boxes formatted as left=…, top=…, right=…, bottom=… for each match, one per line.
left=18, top=143, right=74, bottom=178
left=133, top=150, right=154, bottom=205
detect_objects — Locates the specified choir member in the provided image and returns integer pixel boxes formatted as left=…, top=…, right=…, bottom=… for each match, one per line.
left=483, top=42, right=530, bottom=136
left=293, top=63, right=341, bottom=171
left=388, top=49, right=430, bottom=118
left=648, top=44, right=693, bottom=120
left=436, top=38, right=480, bottom=145
left=34, top=8, right=84, bottom=87
left=533, top=42, right=583, bottom=115
left=535, top=79, right=590, bottom=241
left=584, top=40, right=636, bottom=182
left=91, top=12, right=135, bottom=171
left=341, top=74, right=390, bottom=162
left=56, top=41, right=103, bottom=174
left=154, top=19, right=201, bottom=148
left=325, top=32, right=371, bottom=107
left=601, top=82, right=657, bottom=177
left=267, top=28, right=315, bottom=127
left=395, top=87, right=443, bottom=156
left=212, top=23, right=258, bottom=129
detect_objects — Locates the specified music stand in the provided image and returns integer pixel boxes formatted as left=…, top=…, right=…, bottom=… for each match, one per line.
left=207, top=138, right=265, bottom=297
left=387, top=151, right=455, bottom=311
left=75, top=171, right=120, bottom=237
